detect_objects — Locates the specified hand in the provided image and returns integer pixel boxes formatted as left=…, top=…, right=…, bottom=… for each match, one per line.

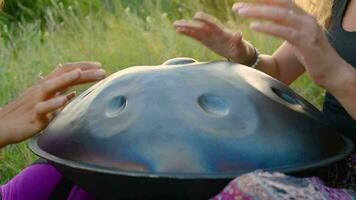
left=233, top=0, right=344, bottom=87
left=0, top=61, right=106, bottom=147
left=174, top=12, right=255, bottom=64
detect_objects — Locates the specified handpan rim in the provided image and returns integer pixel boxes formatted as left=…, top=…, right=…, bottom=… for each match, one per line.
left=29, top=135, right=353, bottom=179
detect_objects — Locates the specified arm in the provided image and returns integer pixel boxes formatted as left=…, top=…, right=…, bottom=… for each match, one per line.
left=174, top=7, right=355, bottom=118
left=0, top=61, right=106, bottom=148
left=321, top=58, right=356, bottom=119
left=233, top=0, right=356, bottom=119
left=256, top=42, right=305, bottom=85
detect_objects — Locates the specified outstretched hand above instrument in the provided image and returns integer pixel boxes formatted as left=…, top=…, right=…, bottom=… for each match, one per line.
left=233, top=0, right=356, bottom=119
left=0, top=62, right=106, bottom=148
left=174, top=12, right=256, bottom=65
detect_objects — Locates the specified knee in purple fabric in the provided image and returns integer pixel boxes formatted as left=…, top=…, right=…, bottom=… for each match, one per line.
left=1, top=164, right=63, bottom=200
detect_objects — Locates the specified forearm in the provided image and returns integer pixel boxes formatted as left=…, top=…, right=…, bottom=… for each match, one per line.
left=0, top=108, right=6, bottom=148
left=0, top=122, right=10, bottom=149
left=0, top=109, right=14, bottom=148
left=254, top=54, right=280, bottom=80
left=321, top=59, right=356, bottom=120
left=252, top=42, right=305, bottom=85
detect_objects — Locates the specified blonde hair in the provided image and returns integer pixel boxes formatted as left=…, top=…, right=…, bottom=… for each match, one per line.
left=296, top=0, right=334, bottom=26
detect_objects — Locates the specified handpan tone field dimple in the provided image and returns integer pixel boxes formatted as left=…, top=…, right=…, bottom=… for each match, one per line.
left=198, top=94, right=230, bottom=117
left=106, top=96, right=127, bottom=118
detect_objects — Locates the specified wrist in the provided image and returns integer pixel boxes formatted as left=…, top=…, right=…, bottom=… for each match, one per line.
left=245, top=48, right=261, bottom=68
left=318, top=59, right=355, bottom=95
left=241, top=41, right=257, bottom=65
left=229, top=40, right=256, bottom=65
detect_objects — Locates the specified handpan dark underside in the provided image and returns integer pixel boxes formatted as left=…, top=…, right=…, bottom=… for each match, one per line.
left=29, top=58, right=353, bottom=199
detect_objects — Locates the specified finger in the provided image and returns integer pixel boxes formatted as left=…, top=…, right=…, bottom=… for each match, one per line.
left=174, top=20, right=217, bottom=41
left=48, top=92, right=76, bottom=120
left=35, top=95, right=70, bottom=115
left=42, top=69, right=105, bottom=97
left=250, top=22, right=300, bottom=45
left=49, top=91, right=77, bottom=119
left=235, top=4, right=304, bottom=28
left=233, top=1, right=304, bottom=14
left=193, top=12, right=225, bottom=30
left=231, top=32, right=243, bottom=45
left=174, top=20, right=204, bottom=29
left=174, top=19, right=220, bottom=36
left=73, top=69, right=106, bottom=84
left=66, top=91, right=77, bottom=100
left=175, top=26, right=207, bottom=43
left=42, top=61, right=102, bottom=82
left=57, top=61, right=102, bottom=73
left=229, top=31, right=245, bottom=52
left=42, top=68, right=106, bottom=98
left=234, top=0, right=293, bottom=10
left=255, top=0, right=292, bottom=7
left=41, top=69, right=82, bottom=97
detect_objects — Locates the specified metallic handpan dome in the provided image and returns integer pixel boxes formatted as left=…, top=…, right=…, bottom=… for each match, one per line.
left=30, top=58, right=353, bottom=199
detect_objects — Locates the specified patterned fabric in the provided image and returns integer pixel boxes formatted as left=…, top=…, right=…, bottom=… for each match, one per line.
left=213, top=153, right=356, bottom=200
left=325, top=154, right=356, bottom=189
left=212, top=170, right=356, bottom=200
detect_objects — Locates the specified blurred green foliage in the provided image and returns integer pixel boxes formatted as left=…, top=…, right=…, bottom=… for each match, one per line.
left=0, top=0, right=239, bottom=25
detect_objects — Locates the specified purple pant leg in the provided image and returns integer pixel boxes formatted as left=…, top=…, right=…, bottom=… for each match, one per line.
left=0, top=163, right=95, bottom=200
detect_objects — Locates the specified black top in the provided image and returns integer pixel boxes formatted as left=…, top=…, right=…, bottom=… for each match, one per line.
left=324, top=0, right=356, bottom=143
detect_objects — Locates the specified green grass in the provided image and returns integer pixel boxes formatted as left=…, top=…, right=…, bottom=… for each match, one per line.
left=0, top=0, right=324, bottom=184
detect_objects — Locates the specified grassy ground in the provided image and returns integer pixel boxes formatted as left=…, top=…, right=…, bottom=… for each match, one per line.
left=0, top=0, right=324, bottom=184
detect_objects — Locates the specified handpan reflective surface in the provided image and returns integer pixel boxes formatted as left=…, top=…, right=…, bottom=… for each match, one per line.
left=29, top=58, right=352, bottom=198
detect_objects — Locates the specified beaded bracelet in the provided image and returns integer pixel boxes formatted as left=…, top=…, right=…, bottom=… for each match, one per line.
left=227, top=47, right=261, bottom=69
left=244, top=47, right=260, bottom=69
left=249, top=48, right=261, bottom=69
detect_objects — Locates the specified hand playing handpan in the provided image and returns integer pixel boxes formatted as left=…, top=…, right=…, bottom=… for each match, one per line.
left=233, top=0, right=356, bottom=119
left=174, top=12, right=256, bottom=64
left=233, top=0, right=346, bottom=86
left=0, top=61, right=106, bottom=147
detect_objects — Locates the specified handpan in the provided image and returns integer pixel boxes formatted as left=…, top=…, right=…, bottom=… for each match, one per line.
left=29, top=58, right=353, bottom=199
